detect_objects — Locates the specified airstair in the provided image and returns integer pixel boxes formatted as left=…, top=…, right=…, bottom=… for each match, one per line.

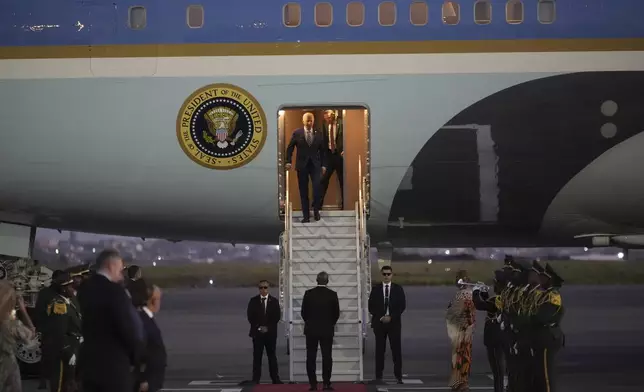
left=279, top=159, right=371, bottom=383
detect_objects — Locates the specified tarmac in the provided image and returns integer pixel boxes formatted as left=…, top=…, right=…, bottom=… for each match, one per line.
left=23, top=285, right=644, bottom=392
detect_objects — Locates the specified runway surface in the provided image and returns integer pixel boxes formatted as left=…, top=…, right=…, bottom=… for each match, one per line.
left=24, top=285, right=644, bottom=391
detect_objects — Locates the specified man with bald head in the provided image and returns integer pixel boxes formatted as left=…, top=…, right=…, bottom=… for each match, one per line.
left=285, top=112, right=327, bottom=223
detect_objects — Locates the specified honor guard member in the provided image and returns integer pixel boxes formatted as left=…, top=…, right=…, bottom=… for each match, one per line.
left=497, top=260, right=528, bottom=392
left=531, top=264, right=565, bottom=392
left=472, top=270, right=507, bottom=392
left=66, top=263, right=90, bottom=383
left=516, top=260, right=547, bottom=391
left=34, top=270, right=64, bottom=390
left=46, top=271, right=83, bottom=392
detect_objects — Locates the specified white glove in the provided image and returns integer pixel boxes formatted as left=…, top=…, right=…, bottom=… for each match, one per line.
left=79, top=336, right=84, bottom=344
left=69, top=354, right=76, bottom=366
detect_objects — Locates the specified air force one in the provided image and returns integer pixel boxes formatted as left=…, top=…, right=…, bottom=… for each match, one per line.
left=2, top=0, right=644, bottom=257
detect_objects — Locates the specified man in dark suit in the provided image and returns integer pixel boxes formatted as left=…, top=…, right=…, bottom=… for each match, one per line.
left=320, top=110, right=344, bottom=209
left=368, top=265, right=407, bottom=384
left=77, top=249, right=142, bottom=392
left=285, top=112, right=327, bottom=223
left=246, top=280, right=282, bottom=384
left=301, top=271, right=340, bottom=391
left=130, top=280, right=167, bottom=392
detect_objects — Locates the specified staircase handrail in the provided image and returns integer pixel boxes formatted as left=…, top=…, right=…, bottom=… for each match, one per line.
left=284, top=169, right=293, bottom=356
left=357, top=157, right=368, bottom=260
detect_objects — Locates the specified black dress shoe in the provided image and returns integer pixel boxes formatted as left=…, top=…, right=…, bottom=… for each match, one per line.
left=323, top=384, right=334, bottom=390
left=301, top=218, right=310, bottom=223
left=314, top=211, right=321, bottom=221
left=397, top=379, right=404, bottom=384
left=272, top=380, right=283, bottom=384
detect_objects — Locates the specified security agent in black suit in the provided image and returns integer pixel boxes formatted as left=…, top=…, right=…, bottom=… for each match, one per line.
left=130, top=279, right=167, bottom=392
left=285, top=112, right=328, bottom=223
left=319, top=110, right=344, bottom=209
left=301, top=271, right=340, bottom=391
left=368, top=265, right=406, bottom=384
left=77, top=249, right=143, bottom=392
left=246, top=280, right=283, bottom=384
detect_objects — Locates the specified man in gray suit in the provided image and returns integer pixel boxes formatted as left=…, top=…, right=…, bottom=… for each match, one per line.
left=301, top=272, right=340, bottom=391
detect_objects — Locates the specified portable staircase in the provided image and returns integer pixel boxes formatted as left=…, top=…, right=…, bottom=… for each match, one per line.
left=279, top=158, right=371, bottom=383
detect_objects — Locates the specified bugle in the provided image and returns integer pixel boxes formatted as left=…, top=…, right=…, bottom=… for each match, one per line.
left=457, top=278, right=490, bottom=292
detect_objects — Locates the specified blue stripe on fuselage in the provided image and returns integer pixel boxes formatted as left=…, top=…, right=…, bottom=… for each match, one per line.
left=1, top=0, right=643, bottom=47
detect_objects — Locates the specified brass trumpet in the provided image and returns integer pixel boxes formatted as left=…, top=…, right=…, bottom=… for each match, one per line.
left=457, top=278, right=490, bottom=292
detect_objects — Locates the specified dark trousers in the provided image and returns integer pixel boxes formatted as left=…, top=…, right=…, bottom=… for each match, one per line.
left=252, top=333, right=279, bottom=382
left=319, top=151, right=343, bottom=209
left=486, top=345, right=505, bottom=392
left=49, top=360, right=76, bottom=392
left=297, top=162, right=321, bottom=218
left=374, top=323, right=402, bottom=380
left=305, top=334, right=333, bottom=385
left=82, top=373, right=133, bottom=392
left=503, top=346, right=518, bottom=392
left=533, top=344, right=560, bottom=392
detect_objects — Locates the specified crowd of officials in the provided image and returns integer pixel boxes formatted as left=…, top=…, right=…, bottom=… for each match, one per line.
left=0, top=249, right=167, bottom=392
left=0, top=250, right=565, bottom=392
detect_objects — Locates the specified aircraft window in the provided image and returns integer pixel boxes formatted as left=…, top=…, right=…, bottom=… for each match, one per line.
left=315, top=3, right=333, bottom=27
left=442, top=1, right=460, bottom=25
left=410, top=1, right=428, bottom=26
left=283, top=3, right=301, bottom=27
left=474, top=1, right=491, bottom=25
left=187, top=5, right=204, bottom=29
left=506, top=0, right=524, bottom=24
left=378, top=2, right=397, bottom=26
left=128, top=6, right=147, bottom=30
left=347, top=2, right=365, bottom=27
left=538, top=0, right=556, bottom=24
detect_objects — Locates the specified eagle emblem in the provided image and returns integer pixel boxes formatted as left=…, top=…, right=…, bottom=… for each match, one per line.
left=203, top=106, right=243, bottom=149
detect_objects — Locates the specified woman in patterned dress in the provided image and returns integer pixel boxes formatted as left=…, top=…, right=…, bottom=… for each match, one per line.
left=445, top=270, right=476, bottom=391
left=0, top=280, right=36, bottom=392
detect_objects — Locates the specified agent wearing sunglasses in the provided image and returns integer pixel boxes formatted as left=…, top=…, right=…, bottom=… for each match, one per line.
left=246, top=280, right=283, bottom=384
left=368, top=265, right=407, bottom=384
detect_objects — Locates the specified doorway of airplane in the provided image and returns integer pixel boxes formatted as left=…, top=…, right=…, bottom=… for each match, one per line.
left=278, top=106, right=369, bottom=217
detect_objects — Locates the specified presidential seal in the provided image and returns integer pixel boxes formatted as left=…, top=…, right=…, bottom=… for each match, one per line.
left=176, top=83, right=267, bottom=170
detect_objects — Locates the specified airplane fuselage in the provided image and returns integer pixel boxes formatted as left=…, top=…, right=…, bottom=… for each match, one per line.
left=2, top=0, right=644, bottom=248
